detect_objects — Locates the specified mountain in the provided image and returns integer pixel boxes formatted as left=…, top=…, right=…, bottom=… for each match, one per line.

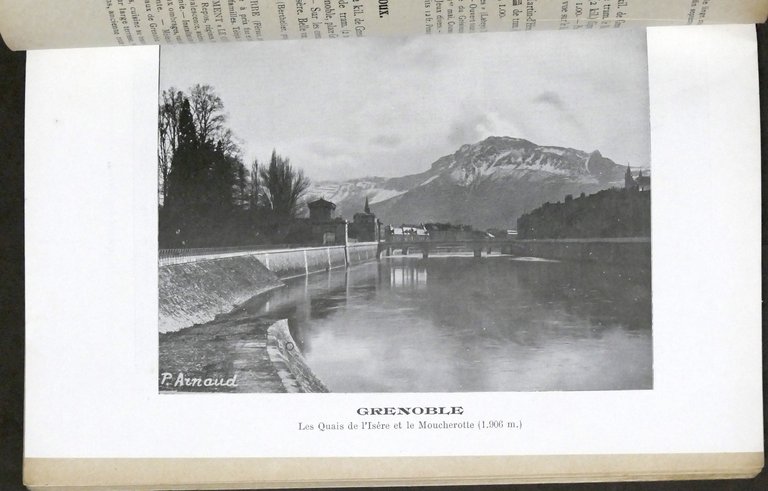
left=306, top=136, right=636, bottom=230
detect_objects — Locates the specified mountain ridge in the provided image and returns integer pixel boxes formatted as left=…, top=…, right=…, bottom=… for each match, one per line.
left=307, top=136, right=643, bottom=229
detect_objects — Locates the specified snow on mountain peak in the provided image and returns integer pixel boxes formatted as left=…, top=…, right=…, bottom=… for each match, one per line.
left=305, top=136, right=627, bottom=227
left=435, top=136, right=618, bottom=187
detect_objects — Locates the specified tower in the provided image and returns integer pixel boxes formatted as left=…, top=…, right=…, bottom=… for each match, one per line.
left=624, top=164, right=636, bottom=189
left=353, top=197, right=377, bottom=242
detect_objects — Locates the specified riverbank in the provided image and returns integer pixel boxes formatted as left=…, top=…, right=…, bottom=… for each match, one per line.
left=159, top=255, right=283, bottom=333
left=159, top=242, right=379, bottom=333
left=158, top=243, right=378, bottom=392
left=159, top=317, right=327, bottom=393
left=512, top=237, right=650, bottom=266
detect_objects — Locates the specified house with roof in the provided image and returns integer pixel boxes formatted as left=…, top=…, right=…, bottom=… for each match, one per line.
left=386, top=223, right=429, bottom=241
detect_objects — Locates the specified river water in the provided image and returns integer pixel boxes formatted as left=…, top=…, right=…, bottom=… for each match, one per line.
left=235, top=253, right=652, bottom=392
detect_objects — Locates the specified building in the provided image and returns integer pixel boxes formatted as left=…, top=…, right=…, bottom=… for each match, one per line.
left=350, top=197, right=381, bottom=242
left=387, top=223, right=429, bottom=241
left=625, top=165, right=651, bottom=191
left=636, top=171, right=651, bottom=191
left=624, top=165, right=637, bottom=189
left=487, top=228, right=517, bottom=239
left=424, top=222, right=473, bottom=241
left=308, top=198, right=336, bottom=222
left=306, top=198, right=347, bottom=245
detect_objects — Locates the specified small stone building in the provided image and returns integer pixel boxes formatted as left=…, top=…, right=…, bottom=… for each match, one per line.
left=306, top=198, right=347, bottom=245
left=308, top=198, right=336, bottom=222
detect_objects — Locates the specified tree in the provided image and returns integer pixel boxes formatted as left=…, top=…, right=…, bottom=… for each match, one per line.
left=248, top=159, right=260, bottom=210
left=258, top=150, right=311, bottom=218
left=158, top=88, right=185, bottom=205
left=216, top=127, right=242, bottom=159
left=190, top=84, right=226, bottom=146
left=158, top=85, right=242, bottom=209
left=162, top=97, right=243, bottom=246
left=161, top=97, right=199, bottom=246
left=233, top=158, right=248, bottom=209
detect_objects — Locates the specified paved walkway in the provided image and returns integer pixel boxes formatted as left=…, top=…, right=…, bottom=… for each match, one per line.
left=159, top=313, right=288, bottom=393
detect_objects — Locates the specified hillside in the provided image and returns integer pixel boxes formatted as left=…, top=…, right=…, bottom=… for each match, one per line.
left=307, top=136, right=640, bottom=229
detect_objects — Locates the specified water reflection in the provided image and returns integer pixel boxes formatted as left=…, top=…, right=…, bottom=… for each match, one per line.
left=390, top=262, right=428, bottom=288
left=235, top=256, right=652, bottom=392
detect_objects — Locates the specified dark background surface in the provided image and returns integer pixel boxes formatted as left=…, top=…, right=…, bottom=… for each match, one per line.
left=1, top=25, right=766, bottom=491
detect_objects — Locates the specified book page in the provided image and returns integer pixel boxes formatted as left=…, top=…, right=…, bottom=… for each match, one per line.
left=23, top=24, right=763, bottom=488
left=1, top=0, right=767, bottom=50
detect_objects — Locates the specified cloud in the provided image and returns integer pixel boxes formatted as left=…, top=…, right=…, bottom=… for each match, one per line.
left=446, top=113, right=493, bottom=146
left=533, top=91, right=566, bottom=109
left=370, top=134, right=403, bottom=147
left=531, top=91, right=587, bottom=146
left=163, top=30, right=650, bottom=181
left=305, top=139, right=348, bottom=159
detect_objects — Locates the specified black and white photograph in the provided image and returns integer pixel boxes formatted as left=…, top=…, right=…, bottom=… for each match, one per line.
left=157, top=29, right=652, bottom=393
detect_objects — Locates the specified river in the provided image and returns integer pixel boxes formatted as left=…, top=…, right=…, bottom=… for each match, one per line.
left=233, top=253, right=652, bottom=392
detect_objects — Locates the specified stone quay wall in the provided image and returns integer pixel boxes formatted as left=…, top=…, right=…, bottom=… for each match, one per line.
left=158, top=255, right=283, bottom=333
left=266, top=319, right=329, bottom=393
left=158, top=242, right=380, bottom=332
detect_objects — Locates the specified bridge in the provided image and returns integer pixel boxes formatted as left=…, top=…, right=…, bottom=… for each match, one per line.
left=377, top=238, right=525, bottom=259
left=377, top=237, right=651, bottom=261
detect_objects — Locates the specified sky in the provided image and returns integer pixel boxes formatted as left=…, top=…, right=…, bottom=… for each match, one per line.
left=160, top=29, right=650, bottom=182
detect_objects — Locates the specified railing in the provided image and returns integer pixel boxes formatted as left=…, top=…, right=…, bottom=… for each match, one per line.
left=159, top=241, right=380, bottom=267
left=381, top=237, right=650, bottom=245
left=159, top=243, right=325, bottom=266
left=347, top=241, right=378, bottom=247
left=385, top=235, right=430, bottom=242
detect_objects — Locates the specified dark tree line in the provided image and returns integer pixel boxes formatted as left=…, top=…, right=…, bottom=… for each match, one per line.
left=517, top=188, right=651, bottom=239
left=158, top=85, right=310, bottom=248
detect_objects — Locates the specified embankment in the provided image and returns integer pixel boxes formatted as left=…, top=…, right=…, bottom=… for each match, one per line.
left=512, top=238, right=650, bottom=266
left=159, top=242, right=379, bottom=333
left=266, top=320, right=328, bottom=393
left=252, top=242, right=377, bottom=277
left=158, top=255, right=283, bottom=333
left=251, top=246, right=347, bottom=279
left=346, top=242, right=378, bottom=264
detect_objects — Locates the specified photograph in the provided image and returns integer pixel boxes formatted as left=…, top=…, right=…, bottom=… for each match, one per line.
left=157, top=28, right=652, bottom=393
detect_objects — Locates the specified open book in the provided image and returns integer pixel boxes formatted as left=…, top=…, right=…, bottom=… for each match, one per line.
left=12, top=1, right=765, bottom=489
